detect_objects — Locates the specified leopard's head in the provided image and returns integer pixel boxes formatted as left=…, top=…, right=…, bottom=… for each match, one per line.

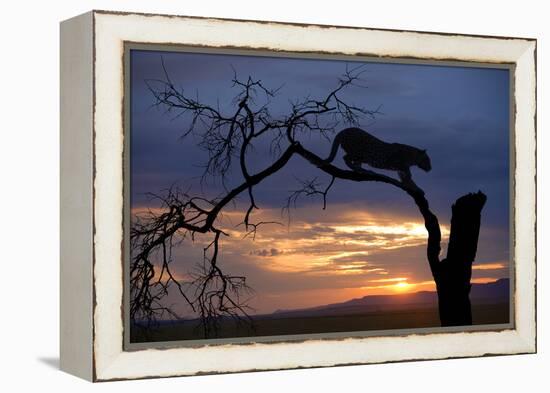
left=417, top=149, right=431, bottom=172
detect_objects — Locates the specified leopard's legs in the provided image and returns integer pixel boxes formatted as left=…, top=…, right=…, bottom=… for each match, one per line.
left=398, top=168, right=424, bottom=194
left=343, top=154, right=364, bottom=172
left=398, top=168, right=412, bottom=183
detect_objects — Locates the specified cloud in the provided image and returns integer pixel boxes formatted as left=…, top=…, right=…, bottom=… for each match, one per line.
left=251, top=248, right=283, bottom=257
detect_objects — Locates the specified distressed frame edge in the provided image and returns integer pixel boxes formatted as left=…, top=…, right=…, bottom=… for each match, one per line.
left=91, top=8, right=538, bottom=42
left=88, top=11, right=536, bottom=381
left=512, top=39, right=537, bottom=354
left=59, top=11, right=95, bottom=381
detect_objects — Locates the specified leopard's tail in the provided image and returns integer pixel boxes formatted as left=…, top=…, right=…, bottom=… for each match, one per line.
left=324, top=132, right=343, bottom=163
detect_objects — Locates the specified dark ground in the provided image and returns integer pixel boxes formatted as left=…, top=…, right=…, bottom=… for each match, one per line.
left=131, top=302, right=509, bottom=343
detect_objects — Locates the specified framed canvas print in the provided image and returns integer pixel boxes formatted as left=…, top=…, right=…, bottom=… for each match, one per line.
left=60, top=10, right=537, bottom=381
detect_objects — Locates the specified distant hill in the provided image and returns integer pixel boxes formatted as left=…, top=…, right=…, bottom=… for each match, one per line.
left=132, top=279, right=510, bottom=342
left=269, top=279, right=509, bottom=319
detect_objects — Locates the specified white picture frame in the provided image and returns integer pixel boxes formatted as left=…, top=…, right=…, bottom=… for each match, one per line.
left=60, top=10, right=536, bottom=381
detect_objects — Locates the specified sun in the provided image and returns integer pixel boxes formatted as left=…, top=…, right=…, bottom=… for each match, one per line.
left=394, top=281, right=411, bottom=292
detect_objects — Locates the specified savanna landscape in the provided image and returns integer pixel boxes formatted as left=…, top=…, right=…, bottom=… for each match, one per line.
left=128, top=48, right=511, bottom=343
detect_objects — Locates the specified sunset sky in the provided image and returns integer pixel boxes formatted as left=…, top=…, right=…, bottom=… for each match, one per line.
left=130, top=49, right=511, bottom=315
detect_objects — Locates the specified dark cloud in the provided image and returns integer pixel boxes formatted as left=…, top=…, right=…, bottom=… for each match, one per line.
left=251, top=248, right=282, bottom=257
left=131, top=51, right=509, bottom=226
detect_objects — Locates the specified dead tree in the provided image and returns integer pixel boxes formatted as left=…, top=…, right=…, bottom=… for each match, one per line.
left=436, top=192, right=487, bottom=326
left=131, top=61, right=486, bottom=338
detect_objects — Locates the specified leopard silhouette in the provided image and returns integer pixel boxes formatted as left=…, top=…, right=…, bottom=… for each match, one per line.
left=324, top=127, right=431, bottom=183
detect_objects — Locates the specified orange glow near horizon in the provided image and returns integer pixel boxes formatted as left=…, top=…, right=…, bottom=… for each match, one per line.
left=471, top=277, right=500, bottom=284
left=473, top=262, right=507, bottom=270
left=130, top=203, right=508, bottom=313
left=359, top=279, right=433, bottom=294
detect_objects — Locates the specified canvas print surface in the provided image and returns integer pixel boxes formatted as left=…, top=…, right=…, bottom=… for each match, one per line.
left=127, top=47, right=511, bottom=345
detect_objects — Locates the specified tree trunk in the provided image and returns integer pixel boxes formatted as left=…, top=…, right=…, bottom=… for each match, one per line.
left=434, top=192, right=487, bottom=326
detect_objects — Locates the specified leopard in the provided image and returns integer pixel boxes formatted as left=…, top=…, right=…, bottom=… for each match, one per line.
left=324, top=127, right=431, bottom=183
